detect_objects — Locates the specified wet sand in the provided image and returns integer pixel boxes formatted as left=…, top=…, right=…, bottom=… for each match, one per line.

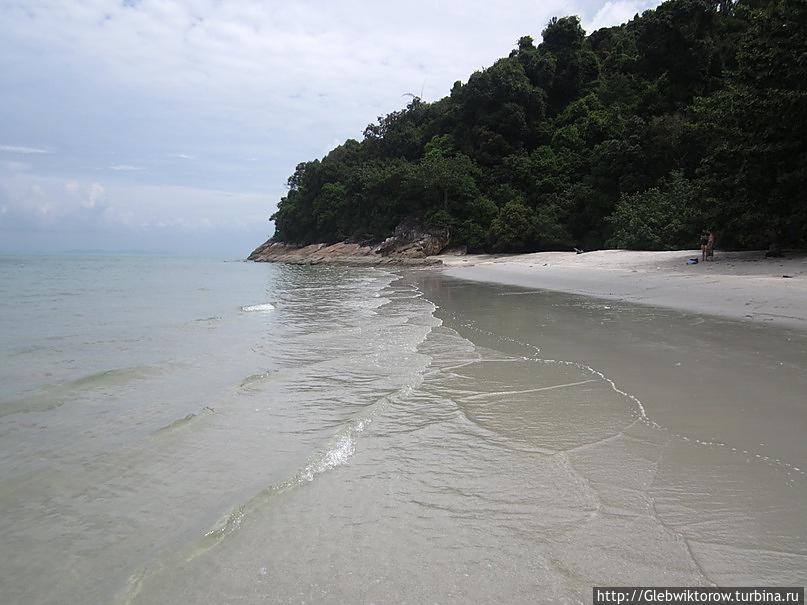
left=419, top=273, right=807, bottom=588
left=442, top=250, right=807, bottom=331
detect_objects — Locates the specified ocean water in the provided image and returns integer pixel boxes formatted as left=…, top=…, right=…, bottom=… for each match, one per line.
left=0, top=256, right=805, bottom=604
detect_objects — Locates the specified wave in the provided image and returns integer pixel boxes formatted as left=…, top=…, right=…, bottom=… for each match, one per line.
left=116, top=410, right=376, bottom=604
left=70, top=367, right=151, bottom=388
left=185, top=386, right=409, bottom=563
left=241, top=303, right=275, bottom=313
left=153, top=406, right=215, bottom=435
left=238, top=369, right=278, bottom=389
left=0, top=365, right=153, bottom=418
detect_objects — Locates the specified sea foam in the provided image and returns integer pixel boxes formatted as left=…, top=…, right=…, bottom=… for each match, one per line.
left=241, top=303, right=275, bottom=313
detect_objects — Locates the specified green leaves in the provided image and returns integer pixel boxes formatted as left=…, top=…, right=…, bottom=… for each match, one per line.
left=269, top=0, right=807, bottom=253
left=488, top=200, right=536, bottom=251
left=607, top=171, right=702, bottom=250
left=692, top=0, right=807, bottom=247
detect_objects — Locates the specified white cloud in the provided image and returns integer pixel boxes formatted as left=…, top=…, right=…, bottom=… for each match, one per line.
left=109, top=164, right=142, bottom=171
left=1, top=172, right=271, bottom=234
left=3, top=1, right=580, bottom=131
left=87, top=182, right=105, bottom=208
left=0, top=144, right=50, bottom=154
left=586, top=0, right=658, bottom=31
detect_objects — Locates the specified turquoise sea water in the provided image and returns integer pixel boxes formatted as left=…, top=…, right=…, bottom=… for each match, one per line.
left=1, top=255, right=274, bottom=409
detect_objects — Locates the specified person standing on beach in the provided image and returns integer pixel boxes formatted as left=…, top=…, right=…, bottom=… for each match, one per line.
left=707, top=230, right=716, bottom=261
left=701, top=230, right=716, bottom=261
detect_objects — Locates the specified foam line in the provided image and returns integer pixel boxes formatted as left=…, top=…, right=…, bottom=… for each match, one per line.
left=462, top=379, right=597, bottom=401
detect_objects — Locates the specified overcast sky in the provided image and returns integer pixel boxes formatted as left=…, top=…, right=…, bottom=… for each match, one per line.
left=0, top=0, right=661, bottom=257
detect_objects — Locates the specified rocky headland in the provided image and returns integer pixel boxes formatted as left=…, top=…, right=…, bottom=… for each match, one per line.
left=248, top=221, right=453, bottom=265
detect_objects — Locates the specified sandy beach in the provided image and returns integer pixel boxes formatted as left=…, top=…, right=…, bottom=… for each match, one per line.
left=442, top=249, right=807, bottom=331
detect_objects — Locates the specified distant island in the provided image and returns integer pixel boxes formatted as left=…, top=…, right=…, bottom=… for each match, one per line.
left=253, top=0, right=806, bottom=261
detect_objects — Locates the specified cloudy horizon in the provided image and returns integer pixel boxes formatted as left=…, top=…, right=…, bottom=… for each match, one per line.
left=0, top=0, right=661, bottom=257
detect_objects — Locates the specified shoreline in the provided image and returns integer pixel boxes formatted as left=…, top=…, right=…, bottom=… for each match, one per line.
left=440, top=249, right=807, bottom=331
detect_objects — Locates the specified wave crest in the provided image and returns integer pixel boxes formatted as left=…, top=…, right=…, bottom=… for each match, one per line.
left=241, top=303, right=275, bottom=313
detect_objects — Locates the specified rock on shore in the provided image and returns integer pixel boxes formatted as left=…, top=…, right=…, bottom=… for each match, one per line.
left=248, top=221, right=450, bottom=265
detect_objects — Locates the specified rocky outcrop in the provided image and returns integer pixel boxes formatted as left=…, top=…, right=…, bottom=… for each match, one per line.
left=375, top=220, right=450, bottom=258
left=247, top=221, right=450, bottom=265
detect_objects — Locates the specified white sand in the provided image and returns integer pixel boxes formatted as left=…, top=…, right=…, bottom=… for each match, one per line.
left=442, top=249, right=807, bottom=331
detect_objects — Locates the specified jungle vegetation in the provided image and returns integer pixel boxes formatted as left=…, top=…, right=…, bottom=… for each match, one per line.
left=270, top=0, right=807, bottom=252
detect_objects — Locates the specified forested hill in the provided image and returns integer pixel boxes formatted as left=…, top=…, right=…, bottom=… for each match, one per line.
left=269, top=0, right=806, bottom=253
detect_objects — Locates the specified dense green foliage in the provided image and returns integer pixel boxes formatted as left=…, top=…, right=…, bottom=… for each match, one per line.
left=271, top=0, right=807, bottom=251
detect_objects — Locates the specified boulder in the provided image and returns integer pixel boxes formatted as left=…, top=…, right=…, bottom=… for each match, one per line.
left=375, top=220, right=450, bottom=258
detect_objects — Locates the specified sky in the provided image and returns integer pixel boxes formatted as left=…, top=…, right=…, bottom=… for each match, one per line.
left=0, top=0, right=661, bottom=257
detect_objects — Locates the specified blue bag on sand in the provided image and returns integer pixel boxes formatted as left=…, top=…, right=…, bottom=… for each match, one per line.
left=687, top=258, right=699, bottom=264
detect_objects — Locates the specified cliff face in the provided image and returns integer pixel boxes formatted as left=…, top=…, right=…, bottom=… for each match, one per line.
left=247, top=221, right=450, bottom=265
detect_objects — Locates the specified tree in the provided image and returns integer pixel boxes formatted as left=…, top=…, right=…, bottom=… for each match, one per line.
left=488, top=200, right=536, bottom=251
left=607, top=171, right=702, bottom=249
left=694, top=0, right=807, bottom=247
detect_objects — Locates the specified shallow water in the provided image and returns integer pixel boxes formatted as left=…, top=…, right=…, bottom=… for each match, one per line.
left=0, top=257, right=804, bottom=604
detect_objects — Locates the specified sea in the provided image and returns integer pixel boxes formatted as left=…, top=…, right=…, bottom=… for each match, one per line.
left=1, top=255, right=805, bottom=604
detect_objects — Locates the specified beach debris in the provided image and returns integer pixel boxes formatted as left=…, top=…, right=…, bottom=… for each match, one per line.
left=782, top=274, right=792, bottom=278
left=687, top=258, right=699, bottom=265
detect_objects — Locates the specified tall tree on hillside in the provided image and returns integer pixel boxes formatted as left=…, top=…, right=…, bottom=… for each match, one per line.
left=695, top=0, right=807, bottom=247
